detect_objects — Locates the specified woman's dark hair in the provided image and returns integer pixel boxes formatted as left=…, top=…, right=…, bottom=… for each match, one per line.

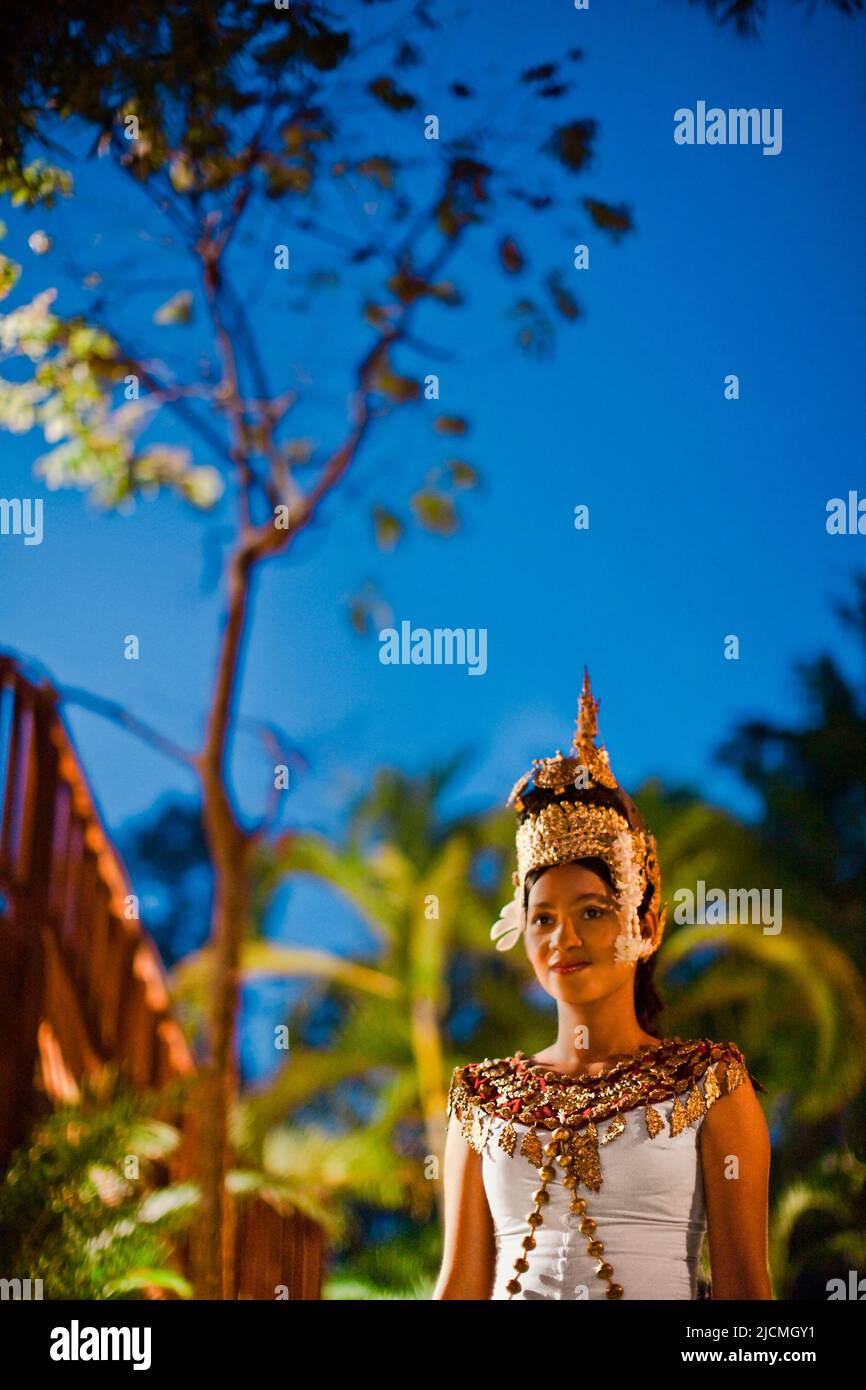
left=522, top=856, right=665, bottom=1035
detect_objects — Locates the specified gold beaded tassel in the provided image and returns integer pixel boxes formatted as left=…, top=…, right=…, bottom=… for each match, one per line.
left=505, top=1128, right=624, bottom=1301
left=558, top=1128, right=624, bottom=1299
left=508, top=1123, right=622, bottom=1295
left=505, top=1138, right=559, bottom=1299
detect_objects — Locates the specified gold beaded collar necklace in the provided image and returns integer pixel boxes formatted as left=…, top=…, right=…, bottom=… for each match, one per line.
left=448, top=1036, right=765, bottom=1299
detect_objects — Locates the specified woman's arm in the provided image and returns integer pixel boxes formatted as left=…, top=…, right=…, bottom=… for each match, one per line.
left=698, top=1058, right=774, bottom=1299
left=431, top=1110, right=497, bottom=1300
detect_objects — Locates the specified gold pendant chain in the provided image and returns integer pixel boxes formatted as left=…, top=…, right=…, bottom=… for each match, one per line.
left=505, top=1128, right=624, bottom=1301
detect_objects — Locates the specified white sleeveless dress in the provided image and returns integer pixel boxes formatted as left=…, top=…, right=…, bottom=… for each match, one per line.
left=447, top=1036, right=763, bottom=1302
left=483, top=1094, right=706, bottom=1300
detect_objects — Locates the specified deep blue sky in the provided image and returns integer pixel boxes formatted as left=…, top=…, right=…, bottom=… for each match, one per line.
left=2, top=0, right=865, bottom=977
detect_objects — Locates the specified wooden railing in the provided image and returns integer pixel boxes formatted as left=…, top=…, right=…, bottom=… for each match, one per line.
left=0, top=654, right=322, bottom=1299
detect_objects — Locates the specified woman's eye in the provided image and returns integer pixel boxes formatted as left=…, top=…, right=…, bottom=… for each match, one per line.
left=532, top=913, right=555, bottom=927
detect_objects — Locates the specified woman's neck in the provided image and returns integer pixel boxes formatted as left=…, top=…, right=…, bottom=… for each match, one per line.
left=535, top=1000, right=660, bottom=1075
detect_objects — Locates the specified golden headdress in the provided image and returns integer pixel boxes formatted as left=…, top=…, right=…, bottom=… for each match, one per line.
left=490, top=670, right=666, bottom=963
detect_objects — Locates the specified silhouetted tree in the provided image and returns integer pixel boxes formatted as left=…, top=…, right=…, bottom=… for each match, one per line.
left=0, top=0, right=633, bottom=1295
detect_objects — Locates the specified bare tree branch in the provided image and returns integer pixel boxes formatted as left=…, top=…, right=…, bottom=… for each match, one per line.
left=58, top=685, right=197, bottom=768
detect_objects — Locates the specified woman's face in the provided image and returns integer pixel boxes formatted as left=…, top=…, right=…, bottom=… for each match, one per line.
left=524, top=861, right=648, bottom=1004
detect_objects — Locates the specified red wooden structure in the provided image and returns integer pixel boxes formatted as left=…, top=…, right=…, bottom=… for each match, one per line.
left=0, top=654, right=321, bottom=1298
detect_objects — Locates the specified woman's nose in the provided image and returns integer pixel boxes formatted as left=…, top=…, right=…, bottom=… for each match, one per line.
left=552, top=915, right=583, bottom=945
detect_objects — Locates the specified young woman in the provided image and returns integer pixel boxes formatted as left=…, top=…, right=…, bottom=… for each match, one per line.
left=433, top=673, right=772, bottom=1301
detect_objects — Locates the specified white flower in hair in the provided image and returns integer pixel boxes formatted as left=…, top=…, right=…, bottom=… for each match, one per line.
left=610, top=829, right=647, bottom=964
left=490, top=886, right=525, bottom=952
left=613, top=932, right=651, bottom=965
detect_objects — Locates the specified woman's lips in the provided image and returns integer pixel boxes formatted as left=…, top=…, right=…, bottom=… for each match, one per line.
left=550, top=962, right=590, bottom=973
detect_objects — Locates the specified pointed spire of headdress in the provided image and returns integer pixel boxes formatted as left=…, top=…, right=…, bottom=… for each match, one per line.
left=572, top=666, right=600, bottom=759
left=570, top=667, right=617, bottom=786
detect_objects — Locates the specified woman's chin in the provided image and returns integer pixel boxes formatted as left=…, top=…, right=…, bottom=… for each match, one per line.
left=546, top=971, right=595, bottom=1000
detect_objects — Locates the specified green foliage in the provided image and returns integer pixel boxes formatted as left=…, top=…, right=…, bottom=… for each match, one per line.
left=0, top=1073, right=195, bottom=1300
left=0, top=158, right=72, bottom=208
left=0, top=252, right=20, bottom=299
left=324, top=1222, right=442, bottom=1300
left=0, top=276, right=223, bottom=508
left=0, top=0, right=638, bottom=544
left=770, top=1148, right=866, bottom=1297
left=0, top=4, right=347, bottom=167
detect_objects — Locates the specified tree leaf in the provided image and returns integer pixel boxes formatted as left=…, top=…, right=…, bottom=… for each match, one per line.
left=373, top=506, right=402, bottom=551
left=357, top=156, right=395, bottom=188
left=446, top=459, right=478, bottom=489
left=433, top=415, right=467, bottom=435
left=168, top=156, right=195, bottom=192
left=546, top=271, right=580, bottom=321
left=411, top=489, right=458, bottom=535
left=543, top=119, right=597, bottom=172
left=102, top=1268, right=194, bottom=1299
left=521, top=62, right=557, bottom=83
left=508, top=297, right=554, bottom=355
left=153, top=290, right=193, bottom=325
left=428, top=279, right=461, bottom=305
left=387, top=267, right=431, bottom=303
left=369, top=77, right=417, bottom=112
left=583, top=196, right=633, bottom=239
left=371, top=354, right=419, bottom=403
left=0, top=253, right=21, bottom=299
left=500, top=236, right=523, bottom=273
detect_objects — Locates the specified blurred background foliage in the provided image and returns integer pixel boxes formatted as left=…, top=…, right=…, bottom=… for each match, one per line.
left=6, top=587, right=866, bottom=1301
left=0, top=1070, right=196, bottom=1300
left=114, top=577, right=866, bottom=1298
